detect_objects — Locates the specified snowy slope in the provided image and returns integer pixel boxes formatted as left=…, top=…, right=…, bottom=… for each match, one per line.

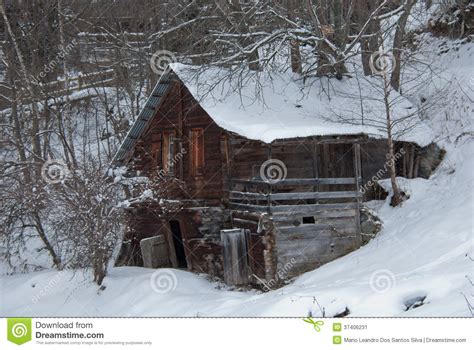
left=1, top=27, right=473, bottom=317
left=1, top=138, right=472, bottom=317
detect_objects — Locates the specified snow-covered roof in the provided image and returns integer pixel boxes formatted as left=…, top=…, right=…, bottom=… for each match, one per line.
left=112, top=71, right=174, bottom=165
left=171, top=63, right=433, bottom=146
left=112, top=64, right=433, bottom=165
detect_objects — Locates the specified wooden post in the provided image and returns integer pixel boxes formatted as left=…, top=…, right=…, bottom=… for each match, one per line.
left=178, top=84, right=184, bottom=180
left=311, top=140, right=320, bottom=200
left=413, top=155, right=420, bottom=178
left=402, top=144, right=407, bottom=178
left=267, top=144, right=272, bottom=214
left=260, top=214, right=277, bottom=283
left=353, top=143, right=362, bottom=240
left=408, top=144, right=415, bottom=179
left=220, top=135, right=231, bottom=208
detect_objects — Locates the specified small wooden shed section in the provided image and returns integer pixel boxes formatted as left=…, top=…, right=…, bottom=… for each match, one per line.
left=112, top=66, right=440, bottom=288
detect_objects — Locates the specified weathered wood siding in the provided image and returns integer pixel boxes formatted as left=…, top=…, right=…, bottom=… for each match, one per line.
left=133, top=82, right=225, bottom=206
left=120, top=78, right=439, bottom=287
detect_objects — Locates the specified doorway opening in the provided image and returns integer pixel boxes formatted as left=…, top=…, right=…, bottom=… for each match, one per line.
left=169, top=220, right=187, bottom=268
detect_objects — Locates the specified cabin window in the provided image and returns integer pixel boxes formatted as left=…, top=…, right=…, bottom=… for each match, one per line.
left=151, top=133, right=161, bottom=165
left=302, top=216, right=315, bottom=224
left=162, top=131, right=176, bottom=174
left=190, top=128, right=204, bottom=176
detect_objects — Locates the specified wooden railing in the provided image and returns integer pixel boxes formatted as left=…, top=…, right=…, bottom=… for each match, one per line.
left=228, top=177, right=361, bottom=214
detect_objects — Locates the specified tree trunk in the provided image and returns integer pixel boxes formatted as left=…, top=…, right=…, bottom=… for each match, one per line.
left=390, top=0, right=416, bottom=91
left=33, top=213, right=62, bottom=268
left=228, top=0, right=260, bottom=71
left=382, top=61, right=403, bottom=206
left=288, top=0, right=302, bottom=74
left=361, top=20, right=381, bottom=76
left=1, top=3, right=43, bottom=176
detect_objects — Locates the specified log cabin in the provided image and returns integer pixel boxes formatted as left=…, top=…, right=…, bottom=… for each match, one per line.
left=111, top=65, right=442, bottom=288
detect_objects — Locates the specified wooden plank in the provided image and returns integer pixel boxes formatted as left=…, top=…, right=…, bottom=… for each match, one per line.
left=408, top=144, right=415, bottom=179
left=276, top=234, right=360, bottom=251
left=139, top=235, right=170, bottom=268
left=276, top=234, right=361, bottom=252
left=271, top=191, right=361, bottom=200
left=353, top=143, right=362, bottom=237
left=220, top=135, right=230, bottom=206
left=229, top=202, right=270, bottom=212
left=230, top=190, right=361, bottom=201
left=272, top=209, right=357, bottom=222
left=221, top=229, right=249, bottom=285
left=230, top=191, right=269, bottom=199
left=230, top=177, right=356, bottom=187
left=229, top=201, right=358, bottom=213
left=312, top=142, right=320, bottom=194
left=232, top=218, right=259, bottom=230
left=275, top=227, right=358, bottom=240
left=231, top=210, right=262, bottom=222
left=275, top=222, right=357, bottom=235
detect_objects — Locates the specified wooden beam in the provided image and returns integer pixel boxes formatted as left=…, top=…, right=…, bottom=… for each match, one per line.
left=230, top=177, right=356, bottom=187
left=229, top=202, right=359, bottom=213
left=271, top=209, right=357, bottom=222
left=232, top=218, right=259, bottom=230
left=275, top=223, right=357, bottom=235
left=230, top=190, right=361, bottom=201
left=353, top=143, right=362, bottom=238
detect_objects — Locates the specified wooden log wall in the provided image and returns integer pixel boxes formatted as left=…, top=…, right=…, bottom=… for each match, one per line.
left=121, top=78, right=444, bottom=287
left=133, top=81, right=225, bottom=206
left=186, top=238, right=223, bottom=278
left=227, top=137, right=357, bottom=190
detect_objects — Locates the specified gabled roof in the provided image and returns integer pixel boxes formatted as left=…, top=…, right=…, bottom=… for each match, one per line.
left=112, top=69, right=176, bottom=165
left=112, top=64, right=433, bottom=167
left=171, top=64, right=433, bottom=146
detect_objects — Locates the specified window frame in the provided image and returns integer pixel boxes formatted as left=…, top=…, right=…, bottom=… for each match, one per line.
left=190, top=128, right=205, bottom=176
left=162, top=130, right=176, bottom=175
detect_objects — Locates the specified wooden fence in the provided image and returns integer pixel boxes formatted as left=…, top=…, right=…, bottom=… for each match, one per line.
left=0, top=69, right=116, bottom=110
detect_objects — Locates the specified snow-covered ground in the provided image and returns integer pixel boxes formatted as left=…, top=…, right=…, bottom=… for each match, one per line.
left=1, top=20, right=473, bottom=317
left=1, top=138, right=472, bottom=317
